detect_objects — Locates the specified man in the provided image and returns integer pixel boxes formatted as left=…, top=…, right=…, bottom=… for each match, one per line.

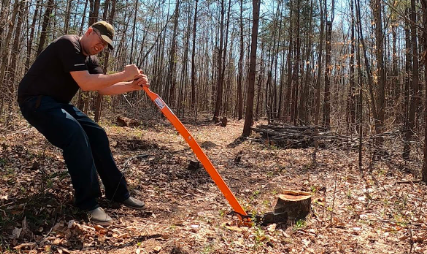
left=18, top=21, right=148, bottom=225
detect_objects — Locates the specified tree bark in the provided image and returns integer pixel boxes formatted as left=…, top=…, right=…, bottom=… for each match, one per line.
left=25, top=0, right=41, bottom=71
left=79, top=0, right=89, bottom=35
left=213, top=0, right=225, bottom=122
left=165, top=0, right=180, bottom=105
left=242, top=0, right=260, bottom=137
left=420, top=0, right=427, bottom=183
left=191, top=0, right=199, bottom=110
left=298, top=0, right=313, bottom=125
left=237, top=0, right=244, bottom=120
left=347, top=0, right=356, bottom=134
left=64, top=0, right=73, bottom=34
left=323, top=0, right=334, bottom=129
left=291, top=0, right=301, bottom=125
left=314, top=0, right=324, bottom=128
left=36, top=0, right=55, bottom=56
left=0, top=0, right=11, bottom=62
left=94, top=0, right=115, bottom=123
left=285, top=1, right=294, bottom=123
left=129, top=0, right=138, bottom=64
left=355, top=0, right=363, bottom=170
left=403, top=0, right=419, bottom=160
left=373, top=0, right=386, bottom=154
left=0, top=0, right=20, bottom=95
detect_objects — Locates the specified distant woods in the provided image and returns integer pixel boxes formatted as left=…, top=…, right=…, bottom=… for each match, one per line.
left=1, top=0, right=427, bottom=181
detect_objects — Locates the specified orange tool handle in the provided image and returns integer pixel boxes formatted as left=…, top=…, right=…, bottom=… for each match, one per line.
left=143, top=86, right=248, bottom=220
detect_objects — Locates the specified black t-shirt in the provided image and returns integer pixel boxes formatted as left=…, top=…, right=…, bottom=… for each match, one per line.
left=18, top=35, right=104, bottom=104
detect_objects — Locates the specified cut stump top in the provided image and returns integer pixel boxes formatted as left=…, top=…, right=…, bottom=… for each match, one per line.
left=278, top=190, right=311, bottom=201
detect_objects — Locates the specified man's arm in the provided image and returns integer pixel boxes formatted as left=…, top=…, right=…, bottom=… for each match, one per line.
left=70, top=64, right=140, bottom=91
left=98, top=72, right=149, bottom=95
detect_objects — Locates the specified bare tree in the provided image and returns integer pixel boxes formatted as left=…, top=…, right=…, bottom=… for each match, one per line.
left=213, top=0, right=226, bottom=122
left=36, top=0, right=55, bottom=56
left=191, top=0, right=199, bottom=111
left=347, top=0, right=356, bottom=134
left=237, top=0, right=245, bottom=120
left=322, top=0, right=334, bottom=129
left=25, top=0, right=41, bottom=71
left=243, top=0, right=260, bottom=137
left=403, top=0, right=420, bottom=160
left=373, top=0, right=386, bottom=155
left=165, top=0, right=180, bottom=105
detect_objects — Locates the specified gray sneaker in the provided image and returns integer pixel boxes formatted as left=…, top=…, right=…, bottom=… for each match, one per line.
left=88, top=207, right=113, bottom=226
left=122, top=197, right=145, bottom=210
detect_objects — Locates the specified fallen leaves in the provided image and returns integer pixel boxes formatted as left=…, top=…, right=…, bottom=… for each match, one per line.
left=1, top=119, right=427, bottom=253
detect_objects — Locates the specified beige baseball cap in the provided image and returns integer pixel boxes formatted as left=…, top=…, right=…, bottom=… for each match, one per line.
left=92, top=21, right=114, bottom=50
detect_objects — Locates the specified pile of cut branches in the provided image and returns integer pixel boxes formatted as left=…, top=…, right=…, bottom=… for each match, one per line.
left=252, top=124, right=354, bottom=149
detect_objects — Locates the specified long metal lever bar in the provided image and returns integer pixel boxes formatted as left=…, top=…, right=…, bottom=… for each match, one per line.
left=142, top=87, right=248, bottom=221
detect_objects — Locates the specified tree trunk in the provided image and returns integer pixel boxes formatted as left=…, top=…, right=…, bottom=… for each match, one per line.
left=420, top=0, right=427, bottom=183
left=242, top=0, right=260, bottom=137
left=0, top=0, right=11, bottom=53
left=79, top=0, right=89, bottom=35
left=323, top=0, right=334, bottom=129
left=403, top=0, right=419, bottom=160
left=64, top=0, right=73, bottom=34
left=355, top=0, right=363, bottom=170
left=25, top=0, right=41, bottom=71
left=88, top=0, right=101, bottom=26
left=0, top=0, right=20, bottom=96
left=373, top=0, right=386, bottom=154
left=177, top=3, right=192, bottom=117
left=165, top=0, right=180, bottom=105
left=298, top=0, right=313, bottom=125
left=403, top=9, right=411, bottom=158
left=314, top=0, right=324, bottom=128
left=355, top=0, right=376, bottom=129
left=285, top=2, right=294, bottom=123
left=129, top=0, right=138, bottom=64
left=255, top=44, right=265, bottom=121
left=291, top=0, right=301, bottom=125
left=237, top=0, right=244, bottom=120
left=347, top=0, right=356, bottom=134
left=213, top=0, right=225, bottom=122
left=78, top=0, right=100, bottom=112
left=94, top=0, right=115, bottom=123
left=36, top=0, right=55, bottom=56
left=191, top=0, right=199, bottom=110
left=391, top=13, right=400, bottom=123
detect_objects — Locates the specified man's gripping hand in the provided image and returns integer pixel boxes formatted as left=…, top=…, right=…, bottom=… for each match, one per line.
left=123, top=64, right=140, bottom=81
left=130, top=70, right=150, bottom=91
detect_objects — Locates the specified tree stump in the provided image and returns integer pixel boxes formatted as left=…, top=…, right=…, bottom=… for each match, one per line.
left=273, top=190, right=311, bottom=222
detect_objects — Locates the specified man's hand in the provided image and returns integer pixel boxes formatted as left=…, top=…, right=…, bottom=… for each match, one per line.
left=130, top=70, right=150, bottom=91
left=123, top=64, right=140, bottom=81
left=97, top=70, right=149, bottom=95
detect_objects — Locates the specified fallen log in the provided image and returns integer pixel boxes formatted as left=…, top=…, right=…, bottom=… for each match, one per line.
left=117, top=116, right=140, bottom=127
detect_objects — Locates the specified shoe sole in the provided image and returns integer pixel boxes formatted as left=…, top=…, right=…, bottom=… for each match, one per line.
left=124, top=204, right=146, bottom=210
left=90, top=219, right=113, bottom=226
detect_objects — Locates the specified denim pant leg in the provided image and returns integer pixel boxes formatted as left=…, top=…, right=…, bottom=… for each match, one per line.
left=19, top=96, right=101, bottom=210
left=67, top=106, right=130, bottom=202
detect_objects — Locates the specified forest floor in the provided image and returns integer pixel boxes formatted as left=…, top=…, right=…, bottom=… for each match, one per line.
left=1, top=115, right=427, bottom=254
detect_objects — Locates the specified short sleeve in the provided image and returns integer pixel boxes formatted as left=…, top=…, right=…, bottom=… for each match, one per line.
left=87, top=56, right=104, bottom=74
left=55, top=36, right=88, bottom=73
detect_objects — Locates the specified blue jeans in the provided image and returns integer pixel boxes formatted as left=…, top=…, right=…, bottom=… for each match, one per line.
left=19, top=96, right=130, bottom=210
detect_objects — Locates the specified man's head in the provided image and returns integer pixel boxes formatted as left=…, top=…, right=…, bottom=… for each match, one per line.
left=80, top=21, right=114, bottom=56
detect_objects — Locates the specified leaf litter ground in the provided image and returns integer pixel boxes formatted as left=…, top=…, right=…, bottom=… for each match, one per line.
left=1, top=117, right=427, bottom=254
